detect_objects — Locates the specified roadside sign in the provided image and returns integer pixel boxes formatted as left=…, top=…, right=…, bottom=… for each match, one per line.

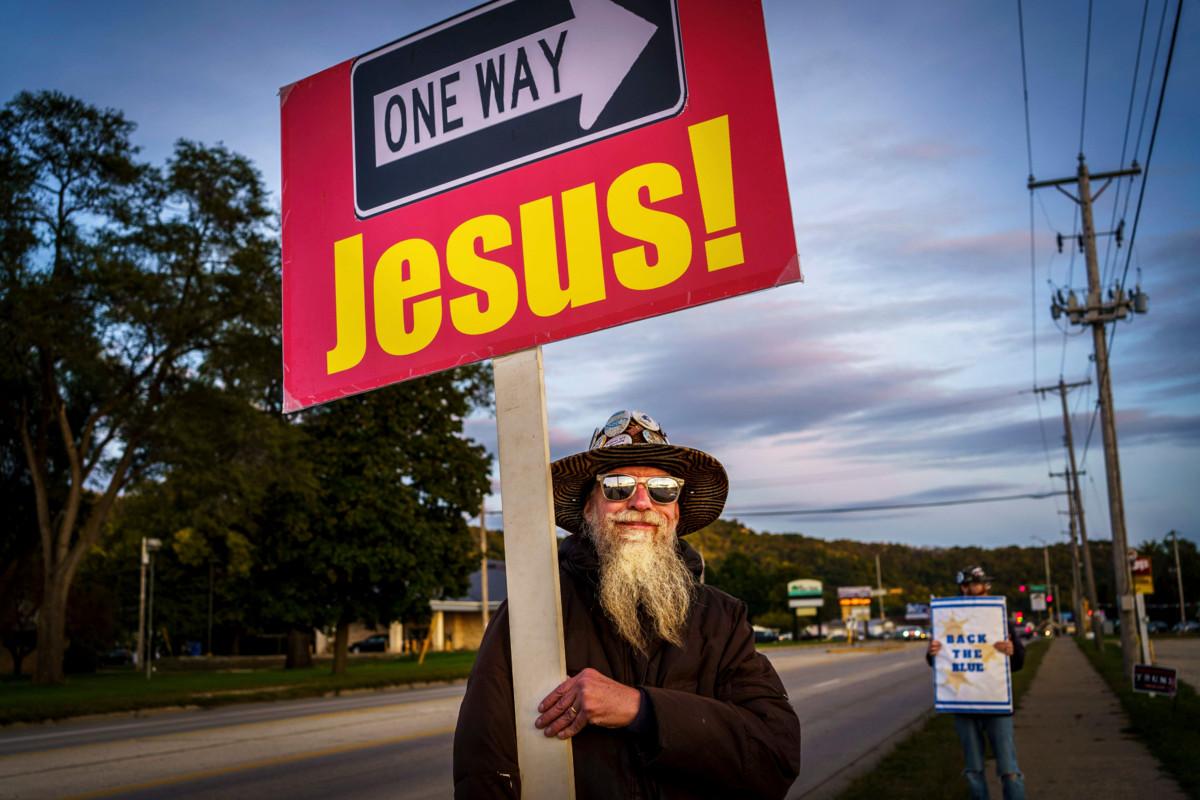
left=795, top=607, right=817, bottom=618
left=789, top=598, right=823, bottom=609
left=1132, top=664, right=1177, bottom=696
left=788, top=579, right=823, bottom=598
left=837, top=586, right=873, bottom=600
left=1130, top=556, right=1154, bottom=595
left=1030, top=592, right=1047, bottom=611
left=906, top=603, right=931, bottom=621
left=280, top=0, right=800, bottom=412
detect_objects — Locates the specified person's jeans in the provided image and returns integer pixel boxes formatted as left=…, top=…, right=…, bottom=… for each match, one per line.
left=953, top=714, right=1026, bottom=800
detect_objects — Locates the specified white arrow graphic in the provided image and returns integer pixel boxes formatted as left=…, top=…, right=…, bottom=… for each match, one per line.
left=372, top=0, right=658, bottom=168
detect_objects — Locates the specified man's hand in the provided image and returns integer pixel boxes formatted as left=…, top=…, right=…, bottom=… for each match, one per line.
left=927, top=639, right=942, bottom=658
left=994, top=639, right=1015, bottom=656
left=535, top=667, right=641, bottom=739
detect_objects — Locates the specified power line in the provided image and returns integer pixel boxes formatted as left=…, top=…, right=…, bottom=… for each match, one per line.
left=1017, top=0, right=1035, bottom=179
left=482, top=491, right=1068, bottom=518
left=1079, top=0, right=1094, bottom=155
left=718, top=492, right=1067, bottom=518
left=1117, top=0, right=1182, bottom=294
left=1100, top=0, right=1152, bottom=287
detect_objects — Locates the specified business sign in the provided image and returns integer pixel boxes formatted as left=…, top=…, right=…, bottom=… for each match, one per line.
left=1030, top=592, right=1047, bottom=612
left=789, top=598, right=823, bottom=609
left=795, top=607, right=817, bottom=617
left=788, top=579, right=823, bottom=599
left=930, top=596, right=1013, bottom=714
left=280, top=0, right=800, bottom=411
left=1132, top=663, right=1176, bottom=696
left=1130, top=556, right=1154, bottom=595
left=906, top=603, right=931, bottom=621
left=837, top=586, right=873, bottom=600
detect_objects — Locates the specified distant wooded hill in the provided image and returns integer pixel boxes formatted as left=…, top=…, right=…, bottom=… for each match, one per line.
left=482, top=520, right=1198, bottom=628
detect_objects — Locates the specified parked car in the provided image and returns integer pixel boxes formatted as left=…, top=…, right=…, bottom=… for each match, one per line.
left=100, top=647, right=134, bottom=667
left=752, top=626, right=780, bottom=644
left=1172, top=621, right=1200, bottom=634
left=349, top=634, right=389, bottom=653
left=1146, top=620, right=1170, bottom=634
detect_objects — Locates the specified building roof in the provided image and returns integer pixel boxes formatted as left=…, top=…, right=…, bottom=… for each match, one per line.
left=430, top=561, right=507, bottom=612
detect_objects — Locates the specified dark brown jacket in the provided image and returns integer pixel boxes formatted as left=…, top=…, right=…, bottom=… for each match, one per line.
left=453, top=534, right=801, bottom=799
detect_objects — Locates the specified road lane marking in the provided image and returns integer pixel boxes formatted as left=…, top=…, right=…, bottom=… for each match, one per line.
left=0, top=691, right=463, bottom=756
left=60, top=725, right=457, bottom=799
left=0, top=685, right=466, bottom=748
left=811, top=679, right=842, bottom=690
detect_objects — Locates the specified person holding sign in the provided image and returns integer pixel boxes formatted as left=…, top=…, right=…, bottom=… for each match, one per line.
left=453, top=410, right=801, bottom=799
left=927, top=566, right=1026, bottom=800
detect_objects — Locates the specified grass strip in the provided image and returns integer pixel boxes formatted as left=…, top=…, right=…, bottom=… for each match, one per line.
left=1075, top=639, right=1200, bottom=798
left=835, top=637, right=1050, bottom=800
left=0, top=651, right=477, bottom=726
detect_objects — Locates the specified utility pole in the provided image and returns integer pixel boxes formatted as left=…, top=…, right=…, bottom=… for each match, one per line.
left=1032, top=536, right=1053, bottom=626
left=1039, top=377, right=1103, bottom=648
left=875, top=553, right=884, bottom=623
left=1030, top=155, right=1145, bottom=677
left=1172, top=530, right=1186, bottom=633
left=480, top=500, right=490, bottom=630
left=1061, top=521, right=1083, bottom=635
left=136, top=538, right=148, bottom=668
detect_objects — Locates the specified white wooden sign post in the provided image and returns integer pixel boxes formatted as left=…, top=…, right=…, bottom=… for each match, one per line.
left=493, top=347, right=575, bottom=798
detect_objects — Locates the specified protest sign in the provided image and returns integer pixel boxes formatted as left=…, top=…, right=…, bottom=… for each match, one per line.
left=931, top=596, right=1013, bottom=714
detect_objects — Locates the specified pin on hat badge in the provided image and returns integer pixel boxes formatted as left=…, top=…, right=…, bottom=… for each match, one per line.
left=631, top=411, right=661, bottom=432
left=603, top=411, right=632, bottom=438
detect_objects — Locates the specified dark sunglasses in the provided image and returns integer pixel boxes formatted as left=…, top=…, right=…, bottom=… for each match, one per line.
left=596, top=473, right=685, bottom=504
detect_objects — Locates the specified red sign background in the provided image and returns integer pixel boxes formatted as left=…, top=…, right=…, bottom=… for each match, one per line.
left=280, top=0, right=799, bottom=412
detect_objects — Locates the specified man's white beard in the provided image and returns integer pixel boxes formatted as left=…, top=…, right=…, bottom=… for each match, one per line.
left=583, top=506, right=696, bottom=654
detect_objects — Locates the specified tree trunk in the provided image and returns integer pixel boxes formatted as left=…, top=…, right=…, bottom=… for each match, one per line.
left=285, top=628, right=313, bottom=669
left=33, top=581, right=67, bottom=685
left=332, top=619, right=350, bottom=676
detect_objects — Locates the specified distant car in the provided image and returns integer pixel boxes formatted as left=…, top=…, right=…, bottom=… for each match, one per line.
left=100, top=647, right=134, bottom=666
left=752, top=626, right=780, bottom=644
left=1146, top=620, right=1169, bottom=634
left=1172, top=621, right=1200, bottom=634
left=896, top=626, right=928, bottom=641
left=777, top=632, right=794, bottom=642
left=349, top=634, right=389, bottom=653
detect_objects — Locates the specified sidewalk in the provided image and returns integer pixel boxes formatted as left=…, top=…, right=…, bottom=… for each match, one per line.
left=1000, top=637, right=1186, bottom=798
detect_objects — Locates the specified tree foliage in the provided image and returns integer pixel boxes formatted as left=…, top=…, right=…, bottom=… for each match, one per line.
left=693, top=520, right=1199, bottom=627
left=0, top=90, right=279, bottom=683
left=260, top=369, right=493, bottom=674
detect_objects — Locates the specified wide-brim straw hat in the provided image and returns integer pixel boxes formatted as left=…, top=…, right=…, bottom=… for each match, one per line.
left=551, top=410, right=728, bottom=536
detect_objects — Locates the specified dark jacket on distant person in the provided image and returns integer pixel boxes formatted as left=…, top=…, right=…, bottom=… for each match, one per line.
left=453, top=534, right=802, bottom=799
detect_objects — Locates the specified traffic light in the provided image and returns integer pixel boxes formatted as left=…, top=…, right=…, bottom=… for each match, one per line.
left=1015, top=611, right=1024, bottom=624
left=1018, top=584, right=1027, bottom=593
left=1046, top=594, right=1054, bottom=604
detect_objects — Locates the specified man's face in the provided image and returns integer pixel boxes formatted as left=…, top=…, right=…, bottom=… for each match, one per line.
left=584, top=465, right=680, bottom=545
left=960, top=581, right=989, bottom=596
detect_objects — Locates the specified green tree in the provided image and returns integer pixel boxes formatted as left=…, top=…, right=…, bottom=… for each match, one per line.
left=259, top=369, right=492, bottom=675
left=1, top=91, right=279, bottom=683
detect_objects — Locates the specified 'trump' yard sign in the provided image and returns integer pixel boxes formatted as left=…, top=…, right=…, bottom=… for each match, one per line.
left=280, top=0, right=799, bottom=411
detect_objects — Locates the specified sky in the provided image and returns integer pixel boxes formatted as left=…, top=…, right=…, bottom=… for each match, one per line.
left=4, top=0, right=1197, bottom=551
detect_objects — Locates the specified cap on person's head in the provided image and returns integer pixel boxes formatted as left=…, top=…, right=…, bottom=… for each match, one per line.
left=956, top=566, right=994, bottom=585
left=550, top=409, right=728, bottom=536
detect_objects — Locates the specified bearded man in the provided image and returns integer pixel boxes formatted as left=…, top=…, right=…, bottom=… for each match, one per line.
left=453, top=411, right=801, bottom=799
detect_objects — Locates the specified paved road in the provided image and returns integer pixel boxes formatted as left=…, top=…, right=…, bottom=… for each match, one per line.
left=0, top=643, right=933, bottom=799
left=1151, top=636, right=1200, bottom=688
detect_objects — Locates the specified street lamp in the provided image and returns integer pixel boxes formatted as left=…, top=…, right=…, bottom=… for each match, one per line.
left=137, top=537, right=163, bottom=679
